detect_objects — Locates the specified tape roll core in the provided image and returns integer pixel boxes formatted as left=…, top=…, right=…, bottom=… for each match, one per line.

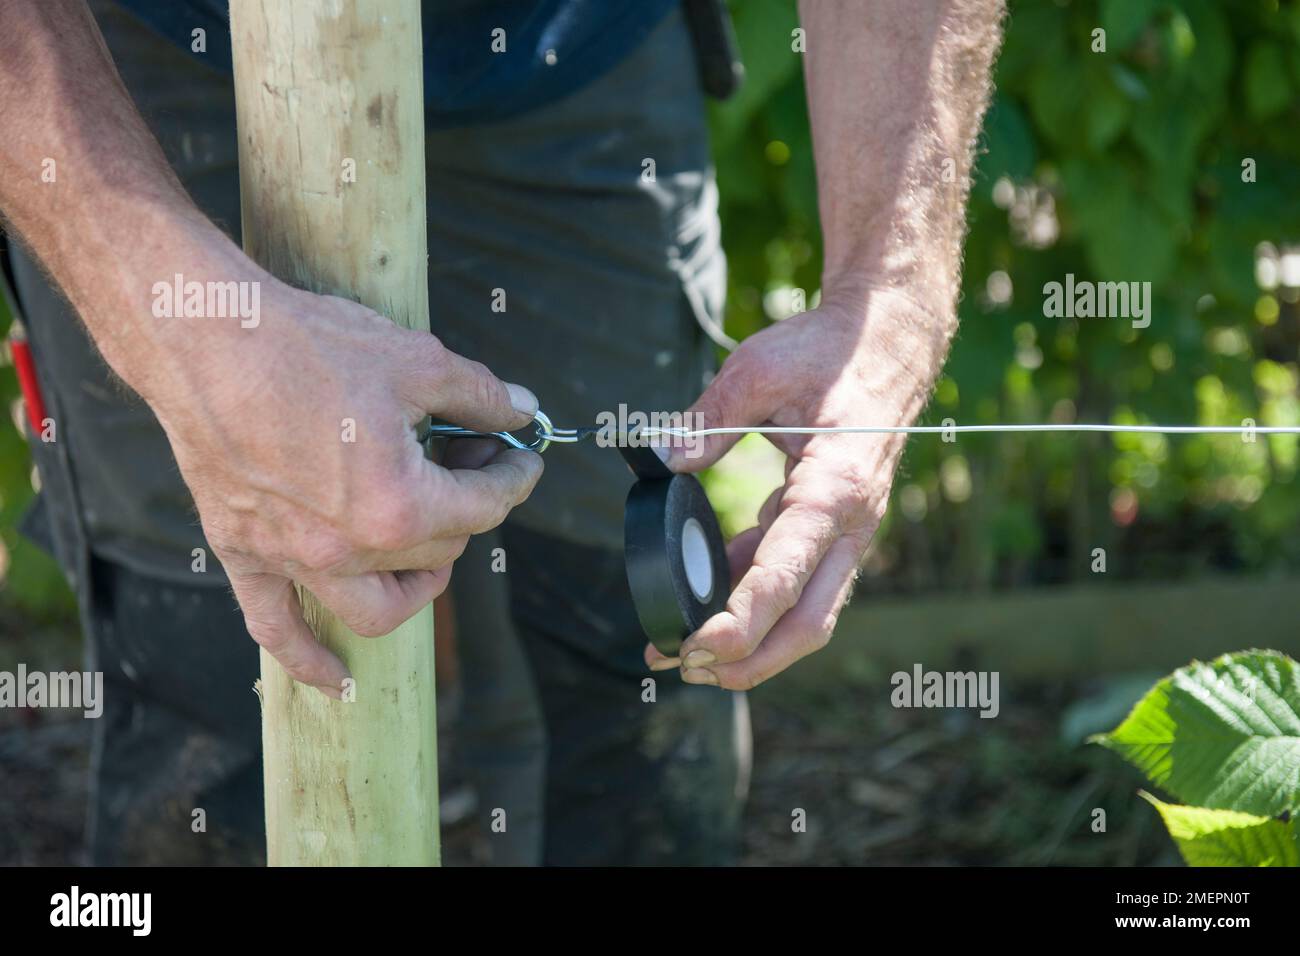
left=680, top=517, right=714, bottom=602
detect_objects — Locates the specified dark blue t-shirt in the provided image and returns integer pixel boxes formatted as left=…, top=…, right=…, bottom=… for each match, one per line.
left=113, top=0, right=678, bottom=127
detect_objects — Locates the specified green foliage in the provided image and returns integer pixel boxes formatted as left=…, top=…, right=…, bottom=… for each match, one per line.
left=1141, top=793, right=1299, bottom=866
left=1093, top=650, right=1300, bottom=866
left=712, top=0, right=1300, bottom=590
left=1100, top=0, right=1164, bottom=52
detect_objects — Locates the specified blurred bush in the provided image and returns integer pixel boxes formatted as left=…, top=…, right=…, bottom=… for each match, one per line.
left=710, top=0, right=1300, bottom=593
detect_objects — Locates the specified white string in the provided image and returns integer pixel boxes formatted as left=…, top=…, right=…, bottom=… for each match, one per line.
left=639, top=423, right=1300, bottom=438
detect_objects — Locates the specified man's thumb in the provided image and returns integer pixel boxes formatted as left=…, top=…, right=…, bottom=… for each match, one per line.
left=659, top=368, right=762, bottom=473
left=416, top=335, right=538, bottom=433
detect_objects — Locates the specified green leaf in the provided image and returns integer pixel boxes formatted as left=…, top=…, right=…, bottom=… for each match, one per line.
left=1061, top=158, right=1179, bottom=286
left=1085, top=75, right=1131, bottom=152
left=1244, top=41, right=1292, bottom=121
left=996, top=4, right=1067, bottom=89
left=1027, top=61, right=1085, bottom=148
left=1179, top=0, right=1234, bottom=97
left=1131, top=88, right=1213, bottom=182
left=1163, top=9, right=1196, bottom=68
left=975, top=94, right=1036, bottom=185
left=1092, top=650, right=1300, bottom=818
left=1140, top=793, right=1299, bottom=867
left=1100, top=0, right=1162, bottom=51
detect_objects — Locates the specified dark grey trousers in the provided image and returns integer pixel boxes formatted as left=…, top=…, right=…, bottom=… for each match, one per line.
left=11, top=1, right=748, bottom=865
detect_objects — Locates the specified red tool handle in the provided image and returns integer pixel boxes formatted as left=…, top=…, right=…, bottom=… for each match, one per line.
left=10, top=328, right=49, bottom=435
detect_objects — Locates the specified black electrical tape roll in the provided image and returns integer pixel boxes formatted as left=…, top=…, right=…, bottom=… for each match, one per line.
left=621, top=441, right=729, bottom=656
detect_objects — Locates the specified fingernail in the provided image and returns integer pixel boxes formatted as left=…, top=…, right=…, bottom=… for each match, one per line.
left=650, top=443, right=671, bottom=465
left=683, top=649, right=716, bottom=668
left=506, top=382, right=539, bottom=417
left=649, top=657, right=681, bottom=672
left=682, top=668, right=718, bottom=686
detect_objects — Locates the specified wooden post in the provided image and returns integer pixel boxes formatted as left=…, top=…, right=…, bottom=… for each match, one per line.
left=229, top=1, right=439, bottom=866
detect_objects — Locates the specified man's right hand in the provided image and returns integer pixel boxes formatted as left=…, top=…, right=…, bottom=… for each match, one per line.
left=148, top=272, right=543, bottom=698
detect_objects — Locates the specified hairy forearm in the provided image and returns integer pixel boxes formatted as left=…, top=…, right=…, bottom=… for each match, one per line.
left=799, top=0, right=1005, bottom=336
left=0, top=0, right=258, bottom=401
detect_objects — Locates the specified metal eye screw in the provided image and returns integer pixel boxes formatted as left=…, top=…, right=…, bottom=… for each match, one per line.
left=421, top=409, right=587, bottom=455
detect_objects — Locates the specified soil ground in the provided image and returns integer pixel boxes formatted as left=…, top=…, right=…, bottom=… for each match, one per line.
left=0, top=605, right=1175, bottom=867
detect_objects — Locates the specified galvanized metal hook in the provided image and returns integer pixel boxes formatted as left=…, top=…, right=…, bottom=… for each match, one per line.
left=421, top=409, right=588, bottom=455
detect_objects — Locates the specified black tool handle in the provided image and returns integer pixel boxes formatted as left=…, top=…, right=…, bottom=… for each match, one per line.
left=682, top=0, right=744, bottom=100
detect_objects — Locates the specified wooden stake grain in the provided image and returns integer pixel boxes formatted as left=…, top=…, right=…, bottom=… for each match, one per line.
left=230, top=0, right=439, bottom=866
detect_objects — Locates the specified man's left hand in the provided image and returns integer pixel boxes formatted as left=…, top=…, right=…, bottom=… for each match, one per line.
left=647, top=288, right=947, bottom=690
